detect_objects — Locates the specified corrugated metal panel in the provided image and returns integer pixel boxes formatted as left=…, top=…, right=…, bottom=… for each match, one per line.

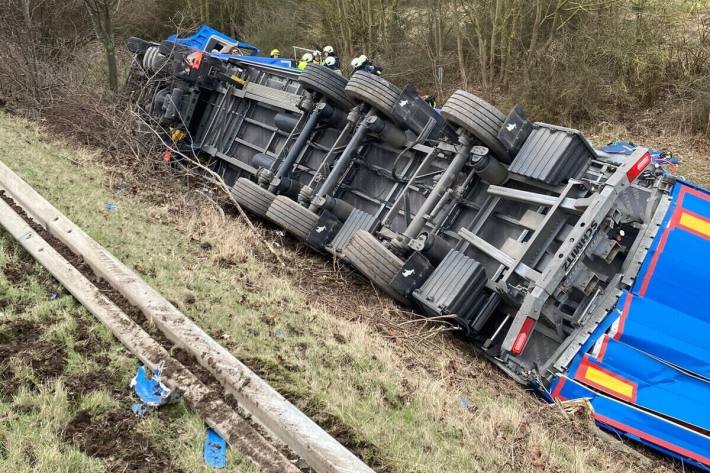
left=508, top=123, right=595, bottom=185
left=413, top=249, right=486, bottom=321
left=330, top=209, right=378, bottom=254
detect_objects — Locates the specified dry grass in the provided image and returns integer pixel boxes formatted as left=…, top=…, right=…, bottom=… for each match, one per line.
left=0, top=111, right=696, bottom=472
left=585, top=118, right=710, bottom=187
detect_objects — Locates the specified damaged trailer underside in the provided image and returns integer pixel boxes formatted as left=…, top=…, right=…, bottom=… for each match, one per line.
left=126, top=28, right=710, bottom=470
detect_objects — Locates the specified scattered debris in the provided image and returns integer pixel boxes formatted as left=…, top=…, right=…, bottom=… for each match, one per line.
left=600, top=140, right=679, bottom=172
left=555, top=398, right=594, bottom=419
left=0, top=171, right=372, bottom=473
left=203, top=427, right=228, bottom=469
left=130, top=366, right=178, bottom=409
left=113, top=183, right=129, bottom=196
left=131, top=403, right=150, bottom=417
left=457, top=396, right=477, bottom=414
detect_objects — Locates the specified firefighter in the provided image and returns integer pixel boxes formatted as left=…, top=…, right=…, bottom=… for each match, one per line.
left=297, top=52, right=313, bottom=70
left=324, top=56, right=341, bottom=74
left=313, top=50, right=323, bottom=64
left=423, top=94, right=437, bottom=108
left=351, top=55, right=382, bottom=76
left=270, top=49, right=280, bottom=58
left=323, top=45, right=340, bottom=69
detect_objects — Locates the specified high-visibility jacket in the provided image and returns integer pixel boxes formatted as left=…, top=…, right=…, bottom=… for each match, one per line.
left=297, top=60, right=309, bottom=70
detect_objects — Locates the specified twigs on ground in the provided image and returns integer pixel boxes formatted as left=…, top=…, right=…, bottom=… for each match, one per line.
left=135, top=110, right=285, bottom=266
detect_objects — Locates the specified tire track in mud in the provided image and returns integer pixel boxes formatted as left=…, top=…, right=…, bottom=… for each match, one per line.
left=0, top=191, right=309, bottom=473
left=0, top=255, right=181, bottom=472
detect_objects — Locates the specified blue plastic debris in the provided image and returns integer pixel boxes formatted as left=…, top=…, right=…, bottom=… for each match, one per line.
left=457, top=396, right=477, bottom=413
left=104, top=202, right=118, bottom=212
left=131, top=403, right=149, bottom=417
left=600, top=140, right=637, bottom=155
left=130, top=366, right=177, bottom=408
left=203, top=427, right=228, bottom=469
left=601, top=140, right=679, bottom=168
left=49, top=292, right=58, bottom=301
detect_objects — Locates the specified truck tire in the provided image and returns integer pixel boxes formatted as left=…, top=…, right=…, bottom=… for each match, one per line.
left=299, top=64, right=354, bottom=111
left=345, top=71, right=403, bottom=127
left=342, top=230, right=409, bottom=304
left=143, top=46, right=166, bottom=73
left=441, top=91, right=511, bottom=163
left=266, top=196, right=320, bottom=241
left=127, top=37, right=151, bottom=55
left=232, top=178, right=276, bottom=217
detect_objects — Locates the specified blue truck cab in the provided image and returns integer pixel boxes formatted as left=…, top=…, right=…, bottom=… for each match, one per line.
left=167, top=24, right=298, bottom=72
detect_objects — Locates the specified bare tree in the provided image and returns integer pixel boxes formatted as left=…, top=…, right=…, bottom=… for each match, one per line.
left=82, top=0, right=118, bottom=91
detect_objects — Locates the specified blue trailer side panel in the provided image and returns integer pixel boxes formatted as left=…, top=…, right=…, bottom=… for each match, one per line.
left=550, top=181, right=710, bottom=470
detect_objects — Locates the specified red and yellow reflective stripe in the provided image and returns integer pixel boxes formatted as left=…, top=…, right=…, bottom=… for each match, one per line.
left=678, top=210, right=710, bottom=240
left=574, top=356, right=638, bottom=403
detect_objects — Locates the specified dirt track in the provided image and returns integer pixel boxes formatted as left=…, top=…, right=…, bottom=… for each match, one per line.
left=0, top=188, right=319, bottom=473
left=0, top=247, right=179, bottom=472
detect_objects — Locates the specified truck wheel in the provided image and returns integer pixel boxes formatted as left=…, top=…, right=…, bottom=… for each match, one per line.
left=299, top=64, right=354, bottom=111
left=142, top=46, right=166, bottom=73
left=266, top=196, right=320, bottom=240
left=232, top=178, right=276, bottom=217
left=342, top=230, right=409, bottom=304
left=441, top=90, right=511, bottom=163
left=345, top=71, right=403, bottom=127
left=127, top=37, right=151, bottom=55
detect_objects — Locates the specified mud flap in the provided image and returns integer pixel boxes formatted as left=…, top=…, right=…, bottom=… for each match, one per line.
left=389, top=252, right=434, bottom=300
left=305, top=210, right=342, bottom=250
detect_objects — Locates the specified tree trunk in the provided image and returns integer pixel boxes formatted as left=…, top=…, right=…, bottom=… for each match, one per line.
left=367, top=0, right=373, bottom=54
left=456, top=20, right=467, bottom=89
left=106, top=41, right=118, bottom=92
left=21, top=0, right=39, bottom=102
left=489, top=0, right=501, bottom=86
left=525, top=0, right=543, bottom=85
left=102, top=2, right=117, bottom=92
left=82, top=0, right=118, bottom=92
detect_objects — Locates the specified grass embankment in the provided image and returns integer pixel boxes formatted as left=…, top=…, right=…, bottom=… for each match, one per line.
left=0, top=120, right=257, bottom=473
left=0, top=112, right=692, bottom=472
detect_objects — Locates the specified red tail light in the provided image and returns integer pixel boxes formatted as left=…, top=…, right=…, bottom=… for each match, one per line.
left=511, top=316, right=536, bottom=355
left=186, top=52, right=204, bottom=71
left=626, top=151, right=651, bottom=182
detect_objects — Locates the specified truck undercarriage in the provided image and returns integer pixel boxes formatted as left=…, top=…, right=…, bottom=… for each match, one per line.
left=126, top=28, right=710, bottom=470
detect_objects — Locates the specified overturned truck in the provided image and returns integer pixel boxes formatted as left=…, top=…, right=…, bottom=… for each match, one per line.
left=127, top=27, right=710, bottom=470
